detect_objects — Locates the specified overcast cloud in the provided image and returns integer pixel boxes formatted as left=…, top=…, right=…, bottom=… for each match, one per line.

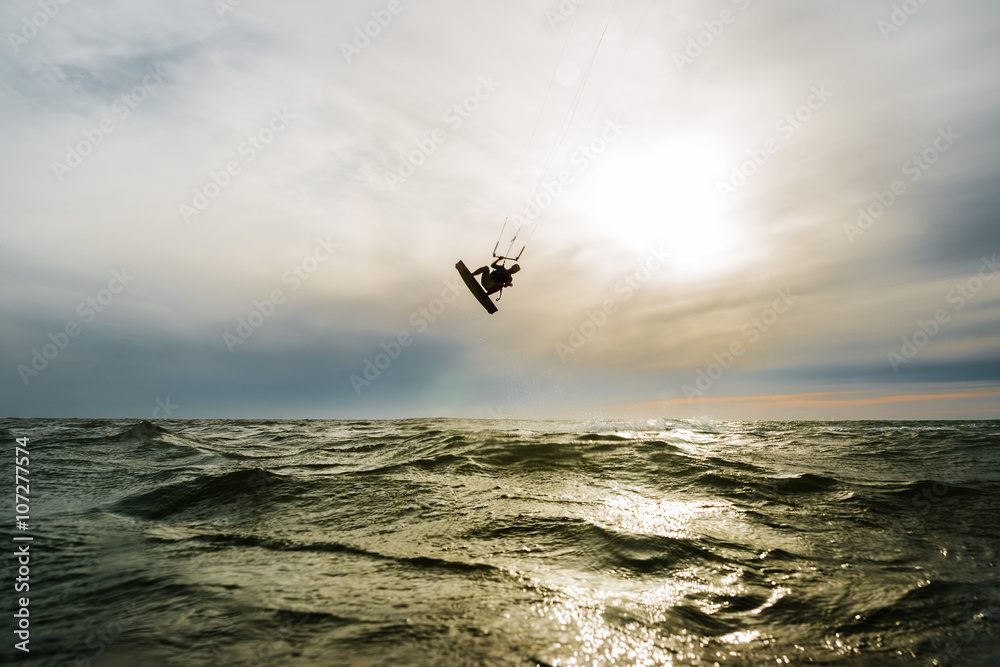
left=2, top=0, right=999, bottom=419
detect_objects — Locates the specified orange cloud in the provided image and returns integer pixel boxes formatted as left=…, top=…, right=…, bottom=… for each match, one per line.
left=622, top=387, right=1000, bottom=414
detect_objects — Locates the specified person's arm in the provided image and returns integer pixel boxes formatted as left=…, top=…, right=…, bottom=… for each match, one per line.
left=491, top=259, right=503, bottom=270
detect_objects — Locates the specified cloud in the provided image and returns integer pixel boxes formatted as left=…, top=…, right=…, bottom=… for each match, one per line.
left=2, top=0, right=999, bottom=418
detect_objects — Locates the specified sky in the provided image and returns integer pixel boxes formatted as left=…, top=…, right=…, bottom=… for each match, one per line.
left=1, top=0, right=999, bottom=420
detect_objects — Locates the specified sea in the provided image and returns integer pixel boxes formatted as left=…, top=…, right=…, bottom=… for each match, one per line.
left=2, top=418, right=999, bottom=666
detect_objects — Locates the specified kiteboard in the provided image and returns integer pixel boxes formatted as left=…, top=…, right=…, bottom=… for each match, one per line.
left=455, top=261, right=498, bottom=314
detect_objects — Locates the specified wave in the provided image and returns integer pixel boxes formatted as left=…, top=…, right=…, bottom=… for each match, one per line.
left=110, top=467, right=284, bottom=521
left=467, top=515, right=733, bottom=573
left=10, top=417, right=1000, bottom=667
left=111, top=419, right=172, bottom=440
left=146, top=528, right=509, bottom=578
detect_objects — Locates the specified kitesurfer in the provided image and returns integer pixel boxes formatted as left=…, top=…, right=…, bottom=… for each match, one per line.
left=473, top=260, right=520, bottom=296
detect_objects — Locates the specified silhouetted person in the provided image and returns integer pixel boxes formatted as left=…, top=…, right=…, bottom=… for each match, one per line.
left=473, top=260, right=520, bottom=295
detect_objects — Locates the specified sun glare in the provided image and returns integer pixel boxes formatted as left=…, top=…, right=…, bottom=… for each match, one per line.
left=569, top=134, right=759, bottom=282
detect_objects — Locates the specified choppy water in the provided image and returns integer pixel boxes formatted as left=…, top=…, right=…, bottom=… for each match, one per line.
left=2, top=418, right=999, bottom=666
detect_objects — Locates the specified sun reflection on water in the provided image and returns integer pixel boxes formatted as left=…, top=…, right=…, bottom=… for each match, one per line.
left=511, top=490, right=785, bottom=665
left=596, top=493, right=730, bottom=539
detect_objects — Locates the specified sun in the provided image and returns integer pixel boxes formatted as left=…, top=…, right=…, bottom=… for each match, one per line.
left=568, top=133, right=761, bottom=282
